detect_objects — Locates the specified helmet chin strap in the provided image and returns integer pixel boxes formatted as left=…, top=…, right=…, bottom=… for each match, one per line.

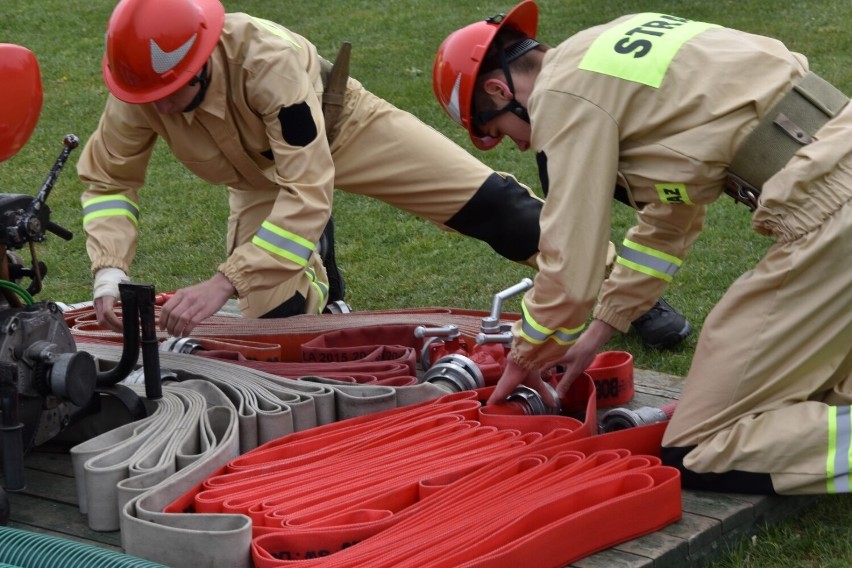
left=182, top=62, right=210, bottom=113
left=473, top=37, right=539, bottom=128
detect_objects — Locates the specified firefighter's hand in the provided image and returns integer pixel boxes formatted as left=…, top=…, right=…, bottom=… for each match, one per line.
left=160, top=272, right=235, bottom=337
left=93, top=267, right=128, bottom=332
left=551, top=319, right=617, bottom=399
left=94, top=295, right=124, bottom=333
left=487, top=355, right=556, bottom=407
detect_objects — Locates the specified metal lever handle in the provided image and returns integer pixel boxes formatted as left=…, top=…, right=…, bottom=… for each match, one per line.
left=480, top=277, right=533, bottom=334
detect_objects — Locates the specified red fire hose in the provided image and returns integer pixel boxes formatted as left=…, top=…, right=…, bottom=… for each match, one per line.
left=164, top=380, right=679, bottom=568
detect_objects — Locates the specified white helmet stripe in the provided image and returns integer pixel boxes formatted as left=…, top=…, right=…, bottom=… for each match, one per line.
left=447, top=73, right=463, bottom=124
left=150, top=34, right=197, bottom=74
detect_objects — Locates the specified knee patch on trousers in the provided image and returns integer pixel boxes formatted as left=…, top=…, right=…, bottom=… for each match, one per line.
left=444, top=172, right=542, bottom=262
left=260, top=292, right=307, bottom=319
left=661, top=446, right=777, bottom=495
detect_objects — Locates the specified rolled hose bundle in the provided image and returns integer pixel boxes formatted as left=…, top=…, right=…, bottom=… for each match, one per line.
left=0, top=526, right=167, bottom=567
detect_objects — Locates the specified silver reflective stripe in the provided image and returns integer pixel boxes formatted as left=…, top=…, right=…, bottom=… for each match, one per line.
left=617, top=240, right=681, bottom=282
left=553, top=326, right=583, bottom=345
left=519, top=301, right=584, bottom=346
left=828, top=406, right=852, bottom=493
left=252, top=221, right=314, bottom=267
left=82, top=196, right=140, bottom=225
left=520, top=321, right=549, bottom=344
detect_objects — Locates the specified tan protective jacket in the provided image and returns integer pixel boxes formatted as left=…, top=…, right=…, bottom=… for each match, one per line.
left=78, top=14, right=333, bottom=300
left=513, top=13, right=809, bottom=369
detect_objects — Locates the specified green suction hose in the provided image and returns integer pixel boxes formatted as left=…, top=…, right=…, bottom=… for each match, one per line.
left=0, top=527, right=168, bottom=567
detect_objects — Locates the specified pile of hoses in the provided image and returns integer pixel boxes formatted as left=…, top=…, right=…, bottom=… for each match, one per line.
left=161, top=380, right=680, bottom=568
left=69, top=365, right=679, bottom=568
left=60, top=303, right=678, bottom=567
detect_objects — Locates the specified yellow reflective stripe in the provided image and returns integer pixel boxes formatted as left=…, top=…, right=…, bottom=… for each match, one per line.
left=82, top=195, right=140, bottom=226
left=654, top=182, right=693, bottom=205
left=519, top=300, right=584, bottom=346
left=617, top=238, right=682, bottom=282
left=252, top=220, right=315, bottom=267
left=306, top=267, right=327, bottom=313
left=827, top=406, right=839, bottom=493
left=519, top=301, right=550, bottom=344
left=826, top=406, right=852, bottom=494
left=251, top=17, right=301, bottom=49
left=578, top=14, right=719, bottom=88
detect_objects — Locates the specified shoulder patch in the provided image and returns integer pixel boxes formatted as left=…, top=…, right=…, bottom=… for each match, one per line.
left=278, top=103, right=318, bottom=147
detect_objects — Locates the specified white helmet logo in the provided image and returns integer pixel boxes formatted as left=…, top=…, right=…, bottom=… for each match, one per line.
left=150, top=34, right=197, bottom=74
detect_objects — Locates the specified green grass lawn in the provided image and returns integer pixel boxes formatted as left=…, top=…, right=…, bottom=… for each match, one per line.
left=2, top=1, right=851, bottom=565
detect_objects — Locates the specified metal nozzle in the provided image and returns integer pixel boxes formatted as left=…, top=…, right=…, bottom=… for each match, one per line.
left=505, top=384, right=561, bottom=415
left=598, top=406, right=669, bottom=433
left=159, top=336, right=203, bottom=354
left=421, top=354, right=485, bottom=393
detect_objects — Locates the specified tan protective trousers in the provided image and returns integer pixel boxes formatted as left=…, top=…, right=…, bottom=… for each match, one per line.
left=229, top=78, right=535, bottom=317
left=663, top=103, right=852, bottom=494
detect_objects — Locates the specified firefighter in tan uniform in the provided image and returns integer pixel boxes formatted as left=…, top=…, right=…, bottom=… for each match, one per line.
left=78, top=0, right=547, bottom=336
left=80, top=0, right=690, bottom=345
left=435, top=0, right=852, bottom=494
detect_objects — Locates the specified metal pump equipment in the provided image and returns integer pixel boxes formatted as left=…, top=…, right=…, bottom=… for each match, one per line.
left=0, top=135, right=99, bottom=492
left=1, top=136, right=165, bottom=500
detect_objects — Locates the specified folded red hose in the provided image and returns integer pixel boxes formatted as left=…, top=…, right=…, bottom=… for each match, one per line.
left=164, top=380, right=679, bottom=568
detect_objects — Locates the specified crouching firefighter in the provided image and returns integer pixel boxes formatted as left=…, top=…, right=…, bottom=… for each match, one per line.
left=435, top=0, right=852, bottom=495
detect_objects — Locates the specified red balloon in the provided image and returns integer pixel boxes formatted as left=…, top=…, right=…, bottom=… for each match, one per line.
left=0, top=44, right=44, bottom=162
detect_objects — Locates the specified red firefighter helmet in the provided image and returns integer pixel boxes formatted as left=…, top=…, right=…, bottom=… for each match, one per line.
left=102, top=0, right=225, bottom=104
left=0, top=44, right=43, bottom=162
left=432, top=0, right=538, bottom=150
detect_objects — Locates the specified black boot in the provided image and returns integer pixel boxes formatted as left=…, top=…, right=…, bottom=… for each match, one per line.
left=631, top=298, right=692, bottom=349
left=318, top=215, right=346, bottom=304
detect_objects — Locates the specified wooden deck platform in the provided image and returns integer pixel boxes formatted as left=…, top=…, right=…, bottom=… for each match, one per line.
left=2, top=368, right=815, bottom=567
